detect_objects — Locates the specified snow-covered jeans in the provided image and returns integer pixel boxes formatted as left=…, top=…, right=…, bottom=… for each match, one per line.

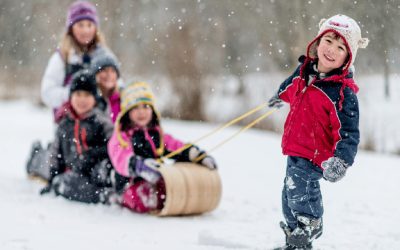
left=282, top=156, right=324, bottom=230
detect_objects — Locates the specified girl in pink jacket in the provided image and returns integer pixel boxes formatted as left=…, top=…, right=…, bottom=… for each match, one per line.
left=108, top=82, right=217, bottom=213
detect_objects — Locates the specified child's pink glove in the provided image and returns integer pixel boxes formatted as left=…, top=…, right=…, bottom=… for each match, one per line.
left=322, top=157, right=348, bottom=182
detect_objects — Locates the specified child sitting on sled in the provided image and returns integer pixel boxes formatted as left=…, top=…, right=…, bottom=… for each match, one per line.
left=39, top=69, right=115, bottom=204
left=268, top=14, right=368, bottom=249
left=107, top=82, right=217, bottom=213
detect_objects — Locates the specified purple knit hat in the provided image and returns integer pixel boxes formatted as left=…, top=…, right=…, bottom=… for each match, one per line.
left=66, top=1, right=99, bottom=29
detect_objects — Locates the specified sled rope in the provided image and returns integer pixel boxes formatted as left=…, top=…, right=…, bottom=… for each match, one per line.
left=193, top=108, right=279, bottom=163
left=160, top=102, right=269, bottom=162
left=161, top=102, right=278, bottom=162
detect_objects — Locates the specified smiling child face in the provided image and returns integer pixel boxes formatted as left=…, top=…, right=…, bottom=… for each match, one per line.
left=128, top=104, right=153, bottom=128
left=317, top=32, right=349, bottom=73
left=71, top=19, right=97, bottom=46
left=70, top=90, right=96, bottom=116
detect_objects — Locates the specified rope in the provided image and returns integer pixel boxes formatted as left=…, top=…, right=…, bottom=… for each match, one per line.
left=193, top=108, right=279, bottom=163
left=160, top=102, right=269, bottom=162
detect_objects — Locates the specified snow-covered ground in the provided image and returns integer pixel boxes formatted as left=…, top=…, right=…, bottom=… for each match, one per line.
left=1, top=101, right=400, bottom=250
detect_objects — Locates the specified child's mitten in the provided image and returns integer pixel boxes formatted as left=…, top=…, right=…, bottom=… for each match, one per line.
left=322, top=157, right=348, bottom=182
left=129, top=157, right=161, bottom=184
left=189, top=147, right=217, bottom=170
left=267, top=93, right=283, bottom=109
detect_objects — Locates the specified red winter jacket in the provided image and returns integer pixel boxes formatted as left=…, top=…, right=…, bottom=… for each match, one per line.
left=277, top=56, right=360, bottom=168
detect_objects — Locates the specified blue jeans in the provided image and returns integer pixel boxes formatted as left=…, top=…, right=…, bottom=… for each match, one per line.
left=282, top=156, right=324, bottom=229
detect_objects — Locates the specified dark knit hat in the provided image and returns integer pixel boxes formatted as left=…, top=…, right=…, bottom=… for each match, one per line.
left=70, top=69, right=98, bottom=97
left=90, top=52, right=120, bottom=77
left=66, top=1, right=99, bottom=29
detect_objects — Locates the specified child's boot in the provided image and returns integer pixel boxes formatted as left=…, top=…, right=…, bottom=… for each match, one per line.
left=26, top=141, right=42, bottom=174
left=26, top=141, right=51, bottom=182
left=287, top=216, right=322, bottom=248
left=273, top=221, right=313, bottom=250
left=99, top=188, right=121, bottom=205
left=273, top=243, right=312, bottom=250
left=122, top=180, right=161, bottom=213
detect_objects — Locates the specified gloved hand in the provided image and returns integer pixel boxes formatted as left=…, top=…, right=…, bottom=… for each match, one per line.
left=130, top=157, right=161, bottom=184
left=268, top=93, right=283, bottom=109
left=40, top=181, right=53, bottom=195
left=91, top=159, right=112, bottom=187
left=189, top=146, right=217, bottom=170
left=322, top=157, right=348, bottom=183
left=200, top=155, right=217, bottom=170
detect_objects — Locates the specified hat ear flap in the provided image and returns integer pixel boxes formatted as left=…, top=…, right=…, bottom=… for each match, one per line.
left=319, top=18, right=327, bottom=29
left=358, top=37, right=369, bottom=49
left=115, top=113, right=129, bottom=148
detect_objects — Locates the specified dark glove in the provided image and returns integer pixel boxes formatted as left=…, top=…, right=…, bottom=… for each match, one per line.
left=322, top=157, right=348, bottom=182
left=91, top=159, right=112, bottom=187
left=189, top=147, right=217, bottom=170
left=268, top=93, right=283, bottom=109
left=40, top=182, right=53, bottom=195
left=129, top=157, right=161, bottom=184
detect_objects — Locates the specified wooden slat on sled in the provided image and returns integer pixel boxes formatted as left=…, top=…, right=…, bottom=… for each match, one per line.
left=155, top=162, right=222, bottom=216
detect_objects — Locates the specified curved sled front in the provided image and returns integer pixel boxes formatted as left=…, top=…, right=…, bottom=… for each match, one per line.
left=156, top=162, right=222, bottom=216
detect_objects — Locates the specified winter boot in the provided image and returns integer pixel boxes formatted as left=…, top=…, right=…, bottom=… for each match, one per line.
left=26, top=141, right=51, bottom=183
left=99, top=188, right=122, bottom=205
left=26, top=140, right=42, bottom=174
left=122, top=180, right=163, bottom=213
left=91, top=159, right=113, bottom=187
left=273, top=243, right=313, bottom=250
left=287, top=216, right=322, bottom=248
left=273, top=221, right=313, bottom=250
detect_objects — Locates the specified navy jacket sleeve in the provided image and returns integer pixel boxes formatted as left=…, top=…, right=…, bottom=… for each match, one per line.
left=334, top=87, right=360, bottom=166
left=276, top=64, right=302, bottom=103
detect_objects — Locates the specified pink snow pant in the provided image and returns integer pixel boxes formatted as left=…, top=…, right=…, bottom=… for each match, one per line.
left=122, top=179, right=166, bottom=213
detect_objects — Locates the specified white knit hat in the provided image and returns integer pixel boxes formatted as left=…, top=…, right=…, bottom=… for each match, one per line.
left=307, top=14, right=369, bottom=70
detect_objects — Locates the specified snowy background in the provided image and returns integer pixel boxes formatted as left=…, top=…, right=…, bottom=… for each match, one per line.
left=1, top=0, right=400, bottom=153
left=1, top=101, right=400, bottom=250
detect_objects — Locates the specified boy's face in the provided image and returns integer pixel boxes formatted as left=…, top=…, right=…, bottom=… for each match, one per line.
left=96, top=67, right=118, bottom=92
left=317, top=32, right=349, bottom=73
left=128, top=104, right=153, bottom=128
left=71, top=19, right=97, bottom=46
left=70, top=90, right=96, bottom=116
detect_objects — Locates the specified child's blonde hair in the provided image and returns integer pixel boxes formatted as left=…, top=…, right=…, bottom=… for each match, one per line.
left=59, top=30, right=106, bottom=61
